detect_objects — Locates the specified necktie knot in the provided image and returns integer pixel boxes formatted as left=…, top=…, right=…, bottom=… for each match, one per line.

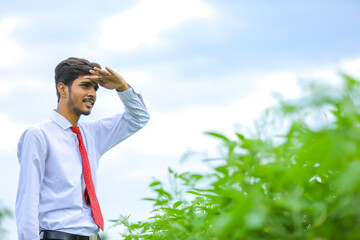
left=70, top=126, right=80, bottom=135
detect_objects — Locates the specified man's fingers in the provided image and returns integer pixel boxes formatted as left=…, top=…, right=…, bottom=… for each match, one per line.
left=90, top=67, right=111, bottom=76
left=105, top=67, right=116, bottom=75
left=84, top=75, right=104, bottom=82
left=90, top=78, right=105, bottom=86
left=89, top=68, right=102, bottom=76
left=84, top=75, right=99, bottom=80
left=90, top=67, right=118, bottom=77
left=84, top=75, right=109, bottom=87
left=85, top=66, right=123, bottom=89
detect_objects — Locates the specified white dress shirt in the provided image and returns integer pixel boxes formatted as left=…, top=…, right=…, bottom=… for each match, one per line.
left=15, top=88, right=150, bottom=240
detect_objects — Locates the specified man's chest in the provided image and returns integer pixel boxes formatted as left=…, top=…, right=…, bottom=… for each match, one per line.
left=43, top=131, right=99, bottom=186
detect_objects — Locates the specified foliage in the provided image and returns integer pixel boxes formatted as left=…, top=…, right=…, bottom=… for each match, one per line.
left=113, top=74, right=360, bottom=239
left=0, top=202, right=12, bottom=238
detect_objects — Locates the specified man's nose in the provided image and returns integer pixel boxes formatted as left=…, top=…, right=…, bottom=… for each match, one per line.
left=88, top=88, right=96, bottom=98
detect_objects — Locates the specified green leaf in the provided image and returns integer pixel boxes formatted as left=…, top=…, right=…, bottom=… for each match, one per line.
left=155, top=188, right=172, bottom=199
left=186, top=190, right=203, bottom=196
left=142, top=198, right=157, bottom=202
left=149, top=181, right=162, bottom=187
left=236, top=133, right=246, bottom=141
left=340, top=72, right=359, bottom=90
left=204, top=131, right=230, bottom=143
left=147, top=215, right=162, bottom=220
left=173, top=201, right=183, bottom=209
left=190, top=174, right=203, bottom=180
left=245, top=210, right=266, bottom=229
left=215, top=165, right=228, bottom=175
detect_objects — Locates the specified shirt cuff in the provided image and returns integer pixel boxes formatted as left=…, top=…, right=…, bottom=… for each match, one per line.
left=117, top=87, right=146, bottom=108
left=117, top=86, right=136, bottom=99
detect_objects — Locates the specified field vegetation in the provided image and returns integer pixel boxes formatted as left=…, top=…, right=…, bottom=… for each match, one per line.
left=113, top=74, right=360, bottom=240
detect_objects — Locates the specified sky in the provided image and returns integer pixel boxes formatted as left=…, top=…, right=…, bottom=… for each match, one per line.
left=0, top=0, right=360, bottom=239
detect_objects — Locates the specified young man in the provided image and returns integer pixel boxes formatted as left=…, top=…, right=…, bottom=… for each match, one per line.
left=15, top=57, right=150, bottom=240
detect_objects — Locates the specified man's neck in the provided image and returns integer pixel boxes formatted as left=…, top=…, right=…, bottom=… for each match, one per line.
left=56, top=106, right=80, bottom=126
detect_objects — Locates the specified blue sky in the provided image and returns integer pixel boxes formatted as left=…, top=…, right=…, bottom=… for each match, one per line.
left=0, top=1, right=360, bottom=239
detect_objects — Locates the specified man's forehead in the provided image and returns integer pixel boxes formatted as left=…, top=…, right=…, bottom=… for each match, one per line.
left=75, top=76, right=97, bottom=85
left=80, top=79, right=96, bottom=84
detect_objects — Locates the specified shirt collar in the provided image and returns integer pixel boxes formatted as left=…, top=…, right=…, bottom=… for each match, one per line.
left=49, top=110, right=73, bottom=130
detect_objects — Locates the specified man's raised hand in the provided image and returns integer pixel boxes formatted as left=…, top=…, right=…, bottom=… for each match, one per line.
left=84, top=67, right=130, bottom=92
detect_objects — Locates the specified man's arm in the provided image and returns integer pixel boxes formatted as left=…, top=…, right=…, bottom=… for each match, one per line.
left=91, top=87, right=150, bottom=155
left=16, top=128, right=46, bottom=240
left=84, top=67, right=150, bottom=155
left=83, top=66, right=150, bottom=155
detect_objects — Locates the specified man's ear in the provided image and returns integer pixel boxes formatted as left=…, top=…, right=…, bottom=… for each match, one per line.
left=57, top=82, right=68, bottom=99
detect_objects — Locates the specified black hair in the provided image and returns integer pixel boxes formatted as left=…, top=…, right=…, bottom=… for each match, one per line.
left=54, top=57, right=101, bottom=102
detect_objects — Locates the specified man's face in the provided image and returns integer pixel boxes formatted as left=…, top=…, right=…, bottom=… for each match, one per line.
left=67, top=76, right=98, bottom=116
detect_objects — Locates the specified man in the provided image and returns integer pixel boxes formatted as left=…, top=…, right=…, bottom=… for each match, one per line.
left=15, top=57, right=150, bottom=240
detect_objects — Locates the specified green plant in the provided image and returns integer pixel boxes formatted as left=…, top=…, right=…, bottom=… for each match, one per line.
left=113, top=74, right=360, bottom=239
left=0, top=202, right=12, bottom=238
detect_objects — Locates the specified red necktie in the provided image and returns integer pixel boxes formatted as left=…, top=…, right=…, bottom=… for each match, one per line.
left=71, top=126, right=104, bottom=230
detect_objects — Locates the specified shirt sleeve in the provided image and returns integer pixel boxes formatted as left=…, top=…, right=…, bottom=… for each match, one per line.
left=16, top=127, right=47, bottom=240
left=89, top=87, right=150, bottom=156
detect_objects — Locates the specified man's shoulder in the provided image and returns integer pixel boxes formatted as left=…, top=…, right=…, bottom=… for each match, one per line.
left=21, top=119, right=53, bottom=138
left=79, top=114, right=122, bottom=127
left=17, top=120, right=53, bottom=160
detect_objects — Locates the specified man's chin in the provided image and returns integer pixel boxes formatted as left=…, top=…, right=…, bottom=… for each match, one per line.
left=82, top=110, right=92, bottom=116
left=74, top=107, right=92, bottom=116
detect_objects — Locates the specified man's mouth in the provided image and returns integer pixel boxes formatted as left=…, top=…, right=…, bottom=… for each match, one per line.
left=83, top=98, right=95, bottom=107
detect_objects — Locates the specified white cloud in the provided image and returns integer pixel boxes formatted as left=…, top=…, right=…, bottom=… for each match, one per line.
left=115, top=57, right=360, bottom=157
left=121, top=70, right=149, bottom=86
left=254, top=72, right=301, bottom=99
left=99, top=0, right=212, bottom=51
left=0, top=115, right=26, bottom=151
left=0, top=80, right=11, bottom=95
left=0, top=18, right=22, bottom=66
left=340, top=57, right=360, bottom=78
left=132, top=79, right=296, bottom=156
left=0, top=77, right=53, bottom=96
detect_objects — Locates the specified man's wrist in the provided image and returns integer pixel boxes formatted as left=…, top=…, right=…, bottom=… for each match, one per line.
left=116, top=84, right=130, bottom=92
